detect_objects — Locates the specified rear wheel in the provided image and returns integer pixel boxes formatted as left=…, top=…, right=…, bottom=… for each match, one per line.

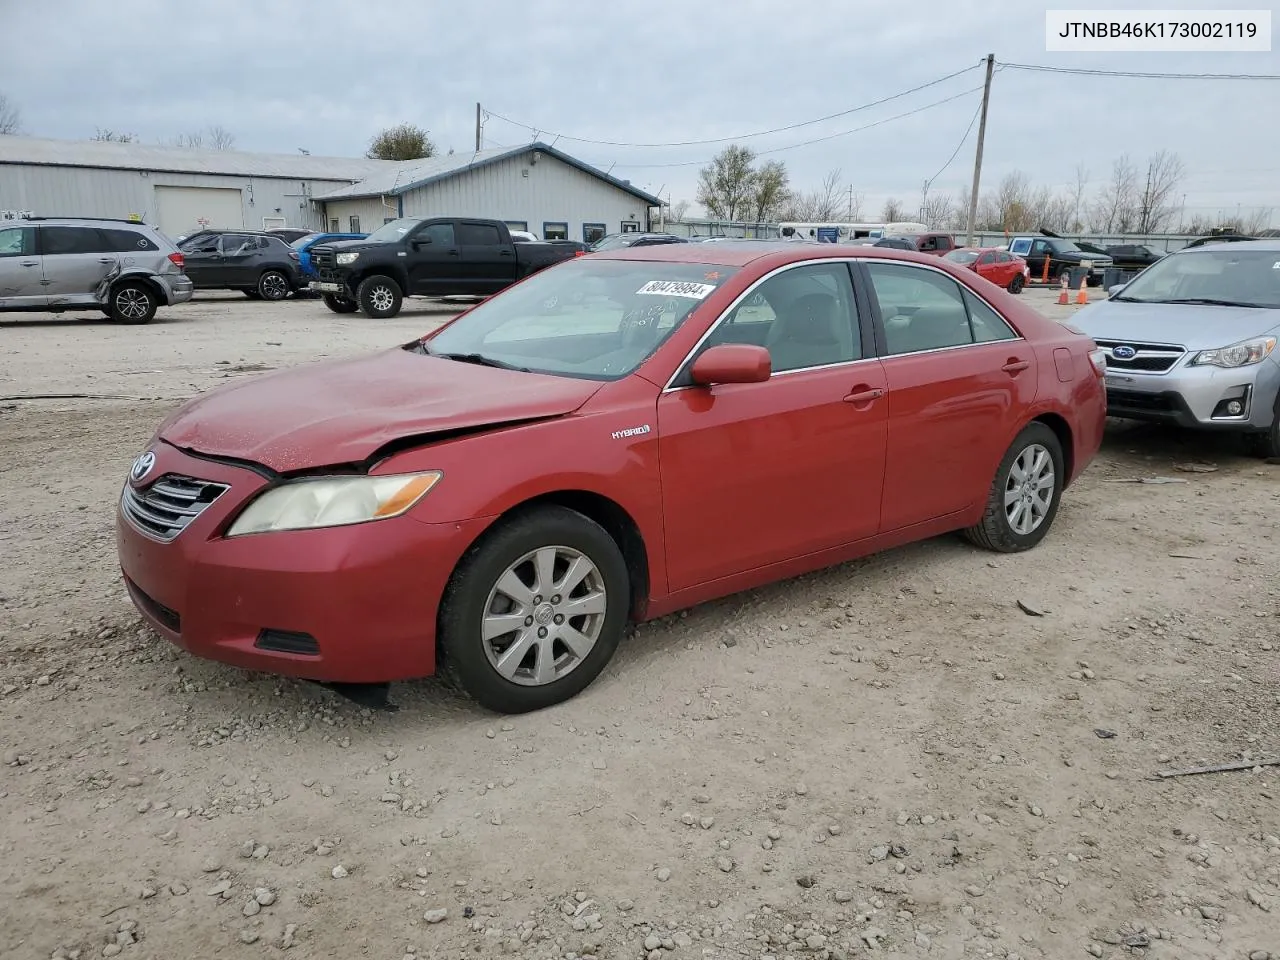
left=1007, top=273, right=1025, bottom=294
left=322, top=293, right=359, bottom=314
left=109, top=281, right=158, bottom=324
left=357, top=275, right=403, bottom=318
left=437, top=505, right=630, bottom=713
left=258, top=270, right=290, bottom=301
left=963, top=422, right=1064, bottom=553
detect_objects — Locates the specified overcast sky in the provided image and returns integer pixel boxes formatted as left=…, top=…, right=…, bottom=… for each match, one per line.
left=1, top=0, right=1276, bottom=223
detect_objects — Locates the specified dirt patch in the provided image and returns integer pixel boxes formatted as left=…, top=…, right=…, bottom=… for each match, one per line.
left=1, top=290, right=1277, bottom=960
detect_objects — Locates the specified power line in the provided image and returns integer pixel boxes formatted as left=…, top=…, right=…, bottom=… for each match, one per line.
left=1000, top=61, right=1280, bottom=80
left=588, top=85, right=985, bottom=170
left=484, top=62, right=984, bottom=148
left=926, top=96, right=983, bottom=187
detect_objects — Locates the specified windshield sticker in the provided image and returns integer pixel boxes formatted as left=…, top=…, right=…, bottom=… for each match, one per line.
left=1273, top=261, right=1280, bottom=269
left=636, top=280, right=717, bottom=299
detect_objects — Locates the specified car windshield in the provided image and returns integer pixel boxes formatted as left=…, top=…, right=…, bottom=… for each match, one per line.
left=365, top=218, right=422, bottom=243
left=1050, top=239, right=1082, bottom=253
left=422, top=259, right=739, bottom=381
left=945, top=250, right=980, bottom=264
left=588, top=234, right=634, bottom=252
left=1115, top=247, right=1280, bottom=308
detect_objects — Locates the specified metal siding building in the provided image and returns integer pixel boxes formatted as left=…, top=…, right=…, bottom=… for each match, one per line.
left=0, top=137, right=396, bottom=238
left=317, top=143, right=662, bottom=242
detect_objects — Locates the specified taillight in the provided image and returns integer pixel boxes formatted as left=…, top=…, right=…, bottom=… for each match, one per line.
left=574, top=250, right=586, bottom=256
left=168, top=252, right=184, bottom=270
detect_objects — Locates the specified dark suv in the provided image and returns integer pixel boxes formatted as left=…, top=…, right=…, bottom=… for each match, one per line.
left=0, top=216, right=192, bottom=323
left=177, top=230, right=305, bottom=300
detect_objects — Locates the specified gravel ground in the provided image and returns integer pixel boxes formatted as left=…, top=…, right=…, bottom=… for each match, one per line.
left=1, top=288, right=1278, bottom=960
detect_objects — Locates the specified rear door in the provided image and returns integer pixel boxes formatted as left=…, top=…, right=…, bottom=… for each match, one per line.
left=457, top=221, right=516, bottom=292
left=856, top=259, right=1036, bottom=531
left=406, top=220, right=460, bottom=294
left=0, top=225, right=45, bottom=308
left=39, top=226, right=117, bottom=303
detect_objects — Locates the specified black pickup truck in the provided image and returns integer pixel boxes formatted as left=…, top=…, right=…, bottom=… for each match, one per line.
left=309, top=217, right=582, bottom=318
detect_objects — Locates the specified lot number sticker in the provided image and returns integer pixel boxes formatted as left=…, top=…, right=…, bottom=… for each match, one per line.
left=636, top=280, right=717, bottom=299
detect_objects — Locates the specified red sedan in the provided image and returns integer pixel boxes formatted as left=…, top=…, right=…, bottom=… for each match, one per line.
left=944, top=247, right=1030, bottom=294
left=116, top=243, right=1106, bottom=713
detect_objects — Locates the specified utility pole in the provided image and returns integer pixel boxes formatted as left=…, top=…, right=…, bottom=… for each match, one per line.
left=475, top=103, right=482, bottom=152
left=964, top=53, right=995, bottom=247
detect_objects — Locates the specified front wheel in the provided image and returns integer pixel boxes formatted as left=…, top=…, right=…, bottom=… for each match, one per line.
left=437, top=505, right=630, bottom=713
left=357, top=275, right=403, bottom=318
left=963, top=422, right=1065, bottom=553
left=109, top=281, right=158, bottom=324
left=322, top=293, right=359, bottom=314
left=1007, top=273, right=1025, bottom=294
left=258, top=270, right=291, bottom=301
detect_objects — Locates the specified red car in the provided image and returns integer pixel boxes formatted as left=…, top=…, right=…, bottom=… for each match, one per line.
left=944, top=247, right=1030, bottom=294
left=116, top=243, right=1106, bottom=713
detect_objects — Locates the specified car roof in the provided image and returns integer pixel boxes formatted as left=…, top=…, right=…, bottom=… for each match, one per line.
left=15, top=217, right=155, bottom=228
left=587, top=240, right=967, bottom=270
left=1180, top=238, right=1280, bottom=252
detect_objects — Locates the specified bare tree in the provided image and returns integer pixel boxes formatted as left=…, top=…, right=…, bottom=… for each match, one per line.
left=0, top=93, right=20, bottom=135
left=93, top=128, right=137, bottom=143
left=207, top=125, right=236, bottom=150
left=881, top=198, right=907, bottom=222
left=810, top=169, right=846, bottom=220
left=920, top=193, right=954, bottom=228
left=750, top=160, right=789, bottom=223
left=696, top=145, right=758, bottom=221
left=1134, top=150, right=1185, bottom=233
left=1240, top=207, right=1276, bottom=233
left=1090, top=154, right=1139, bottom=232
left=1070, top=163, right=1090, bottom=232
left=670, top=199, right=690, bottom=222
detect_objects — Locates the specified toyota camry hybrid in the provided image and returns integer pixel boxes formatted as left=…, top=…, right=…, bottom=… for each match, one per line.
left=116, top=242, right=1106, bottom=714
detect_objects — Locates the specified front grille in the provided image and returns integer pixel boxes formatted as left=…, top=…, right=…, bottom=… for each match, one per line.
left=1106, top=389, right=1176, bottom=413
left=121, top=474, right=228, bottom=542
left=1094, top=338, right=1185, bottom=373
left=311, top=249, right=336, bottom=268
left=125, top=577, right=181, bottom=633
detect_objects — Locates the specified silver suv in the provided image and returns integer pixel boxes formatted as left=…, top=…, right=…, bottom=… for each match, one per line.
left=1072, top=239, right=1280, bottom=457
left=0, top=217, right=193, bottom=324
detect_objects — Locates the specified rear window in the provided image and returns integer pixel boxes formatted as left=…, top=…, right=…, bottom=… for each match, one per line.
left=423, top=258, right=740, bottom=381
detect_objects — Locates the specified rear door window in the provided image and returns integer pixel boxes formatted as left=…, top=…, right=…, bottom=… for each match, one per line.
left=457, top=222, right=502, bottom=246
left=41, top=226, right=108, bottom=255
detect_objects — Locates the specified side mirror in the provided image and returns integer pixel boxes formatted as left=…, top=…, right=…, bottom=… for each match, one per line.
left=1108, top=283, right=1127, bottom=297
left=413, top=237, right=433, bottom=248
left=690, top=344, right=771, bottom=386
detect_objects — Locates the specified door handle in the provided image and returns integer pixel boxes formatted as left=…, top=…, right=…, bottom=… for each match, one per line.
left=1001, top=359, right=1030, bottom=373
left=447, top=249, right=460, bottom=256
left=843, top=387, right=885, bottom=403
left=20, top=260, right=39, bottom=267
left=499, top=250, right=512, bottom=257
left=99, top=257, right=115, bottom=263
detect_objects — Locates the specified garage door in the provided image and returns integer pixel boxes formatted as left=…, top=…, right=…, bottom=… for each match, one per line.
left=154, top=186, right=244, bottom=239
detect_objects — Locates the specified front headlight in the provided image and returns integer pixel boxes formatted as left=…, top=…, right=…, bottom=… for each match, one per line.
left=226, top=471, right=442, bottom=537
left=1190, top=336, right=1277, bottom=368
left=335, top=252, right=360, bottom=265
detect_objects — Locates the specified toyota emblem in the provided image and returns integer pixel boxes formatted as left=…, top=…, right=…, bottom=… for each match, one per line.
left=1112, top=345, right=1137, bottom=360
left=130, top=450, right=156, bottom=483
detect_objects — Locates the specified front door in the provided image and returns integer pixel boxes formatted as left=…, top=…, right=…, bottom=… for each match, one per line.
left=38, top=225, right=116, bottom=303
left=858, top=260, right=1036, bottom=531
left=0, top=225, right=45, bottom=308
left=406, top=220, right=460, bottom=295
left=180, top=233, right=222, bottom=286
left=456, top=220, right=517, bottom=293
left=657, top=261, right=888, bottom=592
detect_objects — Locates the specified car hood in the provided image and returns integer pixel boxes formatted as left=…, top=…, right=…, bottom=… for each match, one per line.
left=157, top=347, right=604, bottom=473
left=1070, top=299, right=1280, bottom=350
left=310, top=239, right=384, bottom=253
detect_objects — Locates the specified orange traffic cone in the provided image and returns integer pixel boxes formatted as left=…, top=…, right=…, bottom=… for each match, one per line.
left=1057, top=275, right=1069, bottom=305
left=1075, top=278, right=1089, bottom=305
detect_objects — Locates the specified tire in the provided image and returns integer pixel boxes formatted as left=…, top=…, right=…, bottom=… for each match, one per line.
left=1007, top=273, right=1025, bottom=294
left=357, top=275, right=403, bottom=319
left=1057, top=263, right=1074, bottom=284
left=963, top=422, right=1065, bottom=553
left=322, top=293, right=359, bottom=314
left=257, top=270, right=291, bottom=301
left=437, top=505, right=630, bottom=714
left=108, top=281, right=158, bottom=325
left=1243, top=397, right=1280, bottom=458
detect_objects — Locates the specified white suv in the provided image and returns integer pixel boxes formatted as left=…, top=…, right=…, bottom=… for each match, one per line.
left=0, top=217, right=193, bottom=324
